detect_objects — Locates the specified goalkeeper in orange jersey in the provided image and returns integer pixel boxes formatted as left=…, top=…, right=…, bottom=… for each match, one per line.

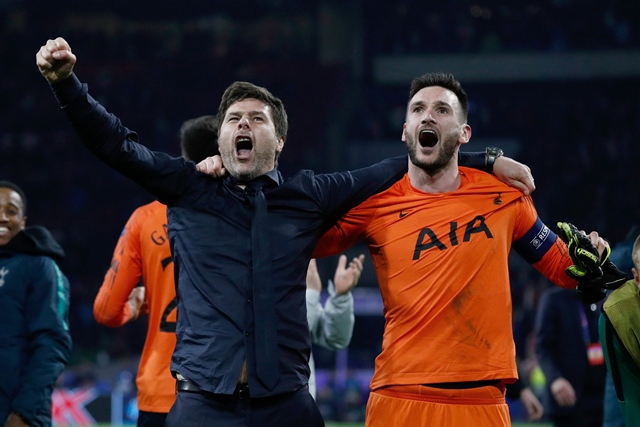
left=312, top=72, right=625, bottom=427
left=94, top=115, right=219, bottom=427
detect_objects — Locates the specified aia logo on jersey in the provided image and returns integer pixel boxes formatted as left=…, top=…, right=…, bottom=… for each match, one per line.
left=412, top=215, right=493, bottom=260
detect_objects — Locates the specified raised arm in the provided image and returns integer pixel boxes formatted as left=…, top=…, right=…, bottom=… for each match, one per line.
left=198, top=149, right=537, bottom=196
left=36, top=37, right=76, bottom=84
left=36, top=37, right=198, bottom=204
left=306, top=255, right=363, bottom=350
left=94, top=208, right=146, bottom=327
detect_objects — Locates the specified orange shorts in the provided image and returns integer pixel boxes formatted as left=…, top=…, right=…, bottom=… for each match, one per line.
left=365, top=383, right=510, bottom=427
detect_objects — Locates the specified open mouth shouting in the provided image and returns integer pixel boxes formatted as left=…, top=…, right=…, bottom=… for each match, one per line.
left=235, top=135, right=254, bottom=160
left=418, top=129, right=438, bottom=148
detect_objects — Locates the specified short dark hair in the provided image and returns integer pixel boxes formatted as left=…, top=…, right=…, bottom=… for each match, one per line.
left=0, top=180, right=27, bottom=215
left=180, top=115, right=219, bottom=163
left=217, top=81, right=288, bottom=142
left=408, top=72, right=469, bottom=121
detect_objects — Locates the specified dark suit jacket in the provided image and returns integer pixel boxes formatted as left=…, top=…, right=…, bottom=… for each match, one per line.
left=535, top=286, right=606, bottom=417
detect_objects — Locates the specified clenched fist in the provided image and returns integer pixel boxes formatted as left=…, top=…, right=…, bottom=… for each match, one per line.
left=36, top=37, right=76, bottom=84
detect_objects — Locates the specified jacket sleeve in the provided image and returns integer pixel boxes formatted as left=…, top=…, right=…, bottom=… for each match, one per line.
left=13, top=258, right=71, bottom=424
left=51, top=73, right=196, bottom=205
left=312, top=156, right=407, bottom=224
left=313, top=202, right=371, bottom=259
left=308, top=281, right=355, bottom=350
left=94, top=207, right=145, bottom=327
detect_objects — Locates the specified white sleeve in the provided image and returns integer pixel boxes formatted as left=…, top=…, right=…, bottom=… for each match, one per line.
left=306, top=288, right=322, bottom=333
left=309, top=280, right=355, bottom=350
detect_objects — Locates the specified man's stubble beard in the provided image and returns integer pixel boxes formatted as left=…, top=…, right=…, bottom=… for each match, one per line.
left=220, top=145, right=277, bottom=182
left=406, top=133, right=458, bottom=176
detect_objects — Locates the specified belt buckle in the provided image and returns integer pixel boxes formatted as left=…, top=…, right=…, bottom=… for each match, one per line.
left=235, top=383, right=250, bottom=400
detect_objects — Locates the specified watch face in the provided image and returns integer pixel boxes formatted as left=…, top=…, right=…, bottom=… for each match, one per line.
left=487, top=147, right=503, bottom=156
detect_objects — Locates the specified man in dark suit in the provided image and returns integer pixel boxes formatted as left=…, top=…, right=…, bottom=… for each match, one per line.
left=535, top=286, right=606, bottom=427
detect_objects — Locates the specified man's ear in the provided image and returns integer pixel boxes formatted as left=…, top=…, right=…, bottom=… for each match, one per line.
left=459, top=124, right=472, bottom=145
left=401, top=123, right=407, bottom=142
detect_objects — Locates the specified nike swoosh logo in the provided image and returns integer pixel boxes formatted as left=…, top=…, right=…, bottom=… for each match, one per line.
left=399, top=211, right=408, bottom=218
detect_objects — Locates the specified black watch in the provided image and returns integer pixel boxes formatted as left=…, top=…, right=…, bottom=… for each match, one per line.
left=485, top=147, right=504, bottom=173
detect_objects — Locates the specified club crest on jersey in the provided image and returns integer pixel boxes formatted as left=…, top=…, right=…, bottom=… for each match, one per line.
left=494, top=192, right=502, bottom=205
left=413, top=215, right=493, bottom=260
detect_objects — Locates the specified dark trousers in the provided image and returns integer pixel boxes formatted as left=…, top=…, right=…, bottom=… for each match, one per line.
left=138, top=410, right=168, bottom=427
left=165, top=386, right=324, bottom=427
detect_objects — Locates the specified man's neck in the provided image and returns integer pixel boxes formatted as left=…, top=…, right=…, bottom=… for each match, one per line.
left=407, top=160, right=460, bottom=193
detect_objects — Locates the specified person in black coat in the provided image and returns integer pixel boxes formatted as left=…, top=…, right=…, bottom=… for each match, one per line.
left=535, top=286, right=606, bottom=427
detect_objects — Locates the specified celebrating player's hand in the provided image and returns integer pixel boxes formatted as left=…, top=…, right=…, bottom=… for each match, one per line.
left=128, top=287, right=148, bottom=321
left=493, top=156, right=535, bottom=196
left=196, top=155, right=227, bottom=178
left=36, top=37, right=76, bottom=84
left=556, top=222, right=627, bottom=303
left=557, top=222, right=606, bottom=279
left=333, top=254, right=365, bottom=296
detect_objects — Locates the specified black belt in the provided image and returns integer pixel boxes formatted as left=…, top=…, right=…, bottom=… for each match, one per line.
left=424, top=379, right=501, bottom=389
left=176, top=378, right=251, bottom=400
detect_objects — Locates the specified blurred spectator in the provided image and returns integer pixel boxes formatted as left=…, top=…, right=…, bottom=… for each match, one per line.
left=600, top=227, right=638, bottom=427
left=535, top=286, right=606, bottom=426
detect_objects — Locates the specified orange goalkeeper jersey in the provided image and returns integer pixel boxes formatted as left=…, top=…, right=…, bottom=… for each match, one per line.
left=314, top=168, right=575, bottom=391
left=94, top=200, right=177, bottom=413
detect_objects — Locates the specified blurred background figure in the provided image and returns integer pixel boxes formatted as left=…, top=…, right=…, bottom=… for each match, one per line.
left=306, top=255, right=364, bottom=398
left=601, top=226, right=636, bottom=427
left=599, top=230, right=640, bottom=427
left=0, top=180, right=72, bottom=427
left=535, top=285, right=606, bottom=427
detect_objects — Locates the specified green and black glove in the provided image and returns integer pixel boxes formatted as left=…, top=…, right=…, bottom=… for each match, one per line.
left=556, top=222, right=627, bottom=303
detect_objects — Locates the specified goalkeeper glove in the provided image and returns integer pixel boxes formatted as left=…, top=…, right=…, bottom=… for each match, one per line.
left=556, top=222, right=627, bottom=303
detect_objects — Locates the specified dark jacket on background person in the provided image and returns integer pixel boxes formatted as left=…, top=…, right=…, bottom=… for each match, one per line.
left=0, top=226, right=72, bottom=427
left=535, top=287, right=606, bottom=425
